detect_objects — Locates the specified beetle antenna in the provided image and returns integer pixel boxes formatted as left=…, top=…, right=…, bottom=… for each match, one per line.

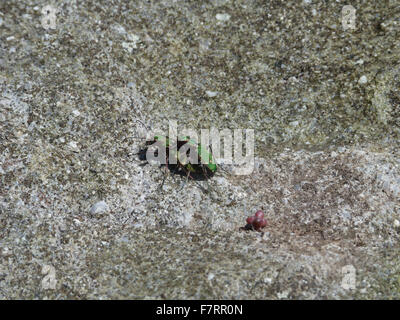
left=135, top=119, right=151, bottom=131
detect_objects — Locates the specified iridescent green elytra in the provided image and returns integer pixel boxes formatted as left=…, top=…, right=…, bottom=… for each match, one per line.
left=145, top=135, right=217, bottom=179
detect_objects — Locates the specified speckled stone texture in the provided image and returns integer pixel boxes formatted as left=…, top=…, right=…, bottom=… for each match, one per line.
left=0, top=0, right=399, bottom=299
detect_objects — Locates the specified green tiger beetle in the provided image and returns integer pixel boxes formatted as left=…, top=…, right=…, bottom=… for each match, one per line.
left=136, top=131, right=218, bottom=192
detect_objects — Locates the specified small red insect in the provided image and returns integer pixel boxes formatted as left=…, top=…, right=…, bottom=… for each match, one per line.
left=242, top=210, right=267, bottom=232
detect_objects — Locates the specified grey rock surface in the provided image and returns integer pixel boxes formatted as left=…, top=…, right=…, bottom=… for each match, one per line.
left=0, top=0, right=399, bottom=299
left=89, top=201, right=109, bottom=216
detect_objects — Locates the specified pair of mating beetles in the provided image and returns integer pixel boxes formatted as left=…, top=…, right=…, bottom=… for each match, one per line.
left=137, top=135, right=217, bottom=185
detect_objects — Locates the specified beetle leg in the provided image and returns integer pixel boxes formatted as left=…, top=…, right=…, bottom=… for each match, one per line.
left=157, top=152, right=170, bottom=191
left=200, top=165, right=211, bottom=192
left=177, top=165, right=190, bottom=191
left=157, top=165, right=171, bottom=191
left=193, top=180, right=209, bottom=194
